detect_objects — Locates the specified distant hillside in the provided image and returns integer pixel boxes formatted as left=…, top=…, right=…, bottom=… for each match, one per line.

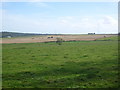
left=0, top=32, right=59, bottom=38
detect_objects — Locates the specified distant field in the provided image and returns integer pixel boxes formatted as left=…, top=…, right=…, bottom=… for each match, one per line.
left=1, top=34, right=117, bottom=44
left=97, top=36, right=118, bottom=41
left=2, top=36, right=119, bottom=88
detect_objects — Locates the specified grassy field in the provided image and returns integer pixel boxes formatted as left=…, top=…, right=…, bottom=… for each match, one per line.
left=97, top=36, right=118, bottom=41
left=2, top=36, right=119, bottom=88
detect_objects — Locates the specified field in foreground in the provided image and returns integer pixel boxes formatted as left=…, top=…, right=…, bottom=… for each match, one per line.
left=2, top=39, right=119, bottom=88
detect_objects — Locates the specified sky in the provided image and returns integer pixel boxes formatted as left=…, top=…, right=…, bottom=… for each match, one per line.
left=1, top=2, right=118, bottom=34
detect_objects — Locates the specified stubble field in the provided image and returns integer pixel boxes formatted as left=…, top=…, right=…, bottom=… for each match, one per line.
left=1, top=34, right=116, bottom=44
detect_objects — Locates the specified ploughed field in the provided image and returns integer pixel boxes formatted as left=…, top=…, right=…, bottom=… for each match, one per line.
left=2, top=36, right=119, bottom=88
left=1, top=34, right=116, bottom=44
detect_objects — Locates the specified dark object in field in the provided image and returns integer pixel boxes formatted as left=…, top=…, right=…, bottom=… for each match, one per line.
left=104, top=36, right=106, bottom=38
left=47, top=36, right=53, bottom=38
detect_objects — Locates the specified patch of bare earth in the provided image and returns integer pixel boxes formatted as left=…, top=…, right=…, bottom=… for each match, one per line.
left=1, top=35, right=116, bottom=44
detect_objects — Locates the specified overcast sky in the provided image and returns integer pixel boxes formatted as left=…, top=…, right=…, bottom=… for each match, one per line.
left=1, top=2, right=118, bottom=34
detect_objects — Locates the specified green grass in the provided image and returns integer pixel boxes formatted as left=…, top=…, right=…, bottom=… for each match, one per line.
left=2, top=40, right=119, bottom=88
left=97, top=36, right=118, bottom=41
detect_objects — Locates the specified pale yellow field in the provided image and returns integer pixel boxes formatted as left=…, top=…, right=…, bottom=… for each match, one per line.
left=1, top=34, right=116, bottom=44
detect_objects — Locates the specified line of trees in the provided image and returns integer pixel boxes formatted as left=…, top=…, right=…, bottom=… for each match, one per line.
left=0, top=31, right=61, bottom=38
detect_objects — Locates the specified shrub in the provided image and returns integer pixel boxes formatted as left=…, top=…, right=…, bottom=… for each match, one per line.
left=56, top=38, right=63, bottom=45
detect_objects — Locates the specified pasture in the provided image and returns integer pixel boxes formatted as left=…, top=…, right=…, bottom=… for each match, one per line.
left=2, top=36, right=119, bottom=88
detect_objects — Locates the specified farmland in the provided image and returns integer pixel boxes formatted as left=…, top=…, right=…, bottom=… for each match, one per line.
left=2, top=35, right=119, bottom=88
left=1, top=34, right=116, bottom=44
